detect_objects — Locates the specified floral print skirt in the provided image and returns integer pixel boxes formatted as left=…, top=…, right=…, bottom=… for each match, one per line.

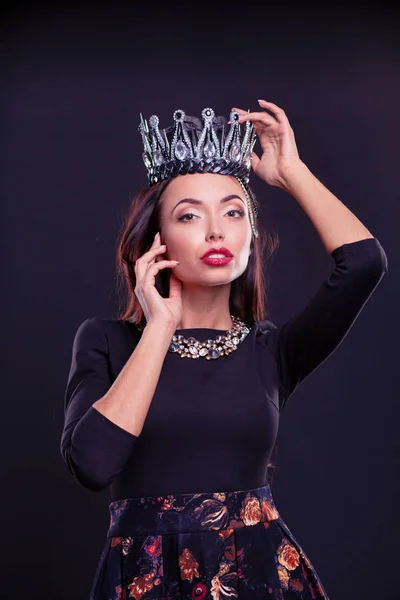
left=89, top=484, right=330, bottom=600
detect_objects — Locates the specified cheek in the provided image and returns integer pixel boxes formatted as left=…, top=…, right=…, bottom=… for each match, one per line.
left=237, top=227, right=252, bottom=249
left=164, top=234, right=195, bottom=260
left=237, top=246, right=251, bottom=263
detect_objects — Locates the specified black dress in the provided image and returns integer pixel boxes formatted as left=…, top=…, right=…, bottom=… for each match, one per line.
left=60, top=237, right=388, bottom=600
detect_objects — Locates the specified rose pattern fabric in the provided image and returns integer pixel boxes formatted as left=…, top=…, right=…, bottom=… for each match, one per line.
left=90, top=485, right=330, bottom=599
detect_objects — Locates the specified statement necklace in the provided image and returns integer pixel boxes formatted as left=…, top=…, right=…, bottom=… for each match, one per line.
left=168, top=315, right=251, bottom=360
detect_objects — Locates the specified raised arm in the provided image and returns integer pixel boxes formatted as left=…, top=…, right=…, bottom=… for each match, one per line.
left=258, top=237, right=387, bottom=411
left=237, top=101, right=388, bottom=410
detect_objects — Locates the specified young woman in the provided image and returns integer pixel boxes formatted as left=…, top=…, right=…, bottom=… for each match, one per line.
left=61, top=102, right=388, bottom=599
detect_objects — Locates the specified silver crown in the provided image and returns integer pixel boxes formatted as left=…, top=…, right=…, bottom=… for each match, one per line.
left=138, top=107, right=260, bottom=237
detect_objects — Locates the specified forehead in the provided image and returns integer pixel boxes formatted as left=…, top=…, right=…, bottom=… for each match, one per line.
left=161, top=173, right=241, bottom=202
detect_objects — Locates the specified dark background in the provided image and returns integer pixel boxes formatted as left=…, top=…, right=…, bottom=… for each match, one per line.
left=1, top=1, right=399, bottom=599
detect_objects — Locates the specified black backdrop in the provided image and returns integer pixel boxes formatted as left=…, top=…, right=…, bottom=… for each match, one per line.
left=1, top=2, right=399, bottom=599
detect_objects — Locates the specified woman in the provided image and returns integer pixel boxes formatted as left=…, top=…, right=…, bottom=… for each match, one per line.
left=61, top=101, right=388, bottom=599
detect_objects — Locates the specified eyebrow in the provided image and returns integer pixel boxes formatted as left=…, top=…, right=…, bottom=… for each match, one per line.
left=170, top=194, right=245, bottom=216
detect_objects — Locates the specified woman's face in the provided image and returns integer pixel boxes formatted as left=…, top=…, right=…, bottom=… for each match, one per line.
left=159, top=172, right=252, bottom=286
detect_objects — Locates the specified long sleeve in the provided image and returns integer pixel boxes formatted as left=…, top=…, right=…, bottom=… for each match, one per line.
left=60, top=317, right=138, bottom=491
left=256, top=237, right=388, bottom=412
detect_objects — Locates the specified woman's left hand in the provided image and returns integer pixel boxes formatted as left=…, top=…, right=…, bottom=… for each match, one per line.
left=231, top=100, right=303, bottom=188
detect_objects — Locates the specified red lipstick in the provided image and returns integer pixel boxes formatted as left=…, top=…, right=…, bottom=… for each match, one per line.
left=200, top=247, right=234, bottom=266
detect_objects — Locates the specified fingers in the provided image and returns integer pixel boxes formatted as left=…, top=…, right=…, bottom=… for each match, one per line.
left=149, top=231, right=162, bottom=267
left=135, top=240, right=167, bottom=283
left=235, top=110, right=277, bottom=127
left=146, top=259, right=179, bottom=276
left=151, top=243, right=166, bottom=262
left=231, top=107, right=247, bottom=115
left=231, top=100, right=287, bottom=125
left=257, top=99, right=287, bottom=123
left=135, top=255, right=178, bottom=293
left=145, top=244, right=167, bottom=264
left=141, top=258, right=179, bottom=289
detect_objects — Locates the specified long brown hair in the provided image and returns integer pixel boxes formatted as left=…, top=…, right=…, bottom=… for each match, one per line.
left=116, top=177, right=279, bottom=328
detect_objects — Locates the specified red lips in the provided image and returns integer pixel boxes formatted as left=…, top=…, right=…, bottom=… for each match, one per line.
left=200, top=247, right=233, bottom=259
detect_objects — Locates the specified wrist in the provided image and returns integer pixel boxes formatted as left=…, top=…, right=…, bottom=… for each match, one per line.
left=145, top=319, right=176, bottom=339
left=276, top=160, right=310, bottom=191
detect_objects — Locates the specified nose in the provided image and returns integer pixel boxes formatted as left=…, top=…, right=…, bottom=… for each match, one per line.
left=206, top=230, right=225, bottom=241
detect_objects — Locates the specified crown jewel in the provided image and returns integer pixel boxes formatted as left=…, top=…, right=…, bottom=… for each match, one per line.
left=138, top=107, right=260, bottom=237
left=139, top=107, right=258, bottom=185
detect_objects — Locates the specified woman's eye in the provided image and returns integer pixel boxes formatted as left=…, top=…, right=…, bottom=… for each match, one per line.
left=177, top=213, right=197, bottom=222
left=226, top=209, right=245, bottom=218
left=177, top=209, right=245, bottom=223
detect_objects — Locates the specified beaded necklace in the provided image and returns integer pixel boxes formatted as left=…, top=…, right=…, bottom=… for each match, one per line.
left=168, top=315, right=250, bottom=360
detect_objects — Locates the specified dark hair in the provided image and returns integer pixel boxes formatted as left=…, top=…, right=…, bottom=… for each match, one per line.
left=116, top=177, right=279, bottom=328
left=115, top=175, right=280, bottom=482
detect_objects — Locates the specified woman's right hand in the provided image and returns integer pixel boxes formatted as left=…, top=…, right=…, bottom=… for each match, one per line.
left=134, top=231, right=182, bottom=331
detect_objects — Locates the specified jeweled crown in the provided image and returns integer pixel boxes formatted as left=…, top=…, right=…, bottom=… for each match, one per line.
left=138, top=107, right=257, bottom=187
left=138, top=107, right=260, bottom=237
